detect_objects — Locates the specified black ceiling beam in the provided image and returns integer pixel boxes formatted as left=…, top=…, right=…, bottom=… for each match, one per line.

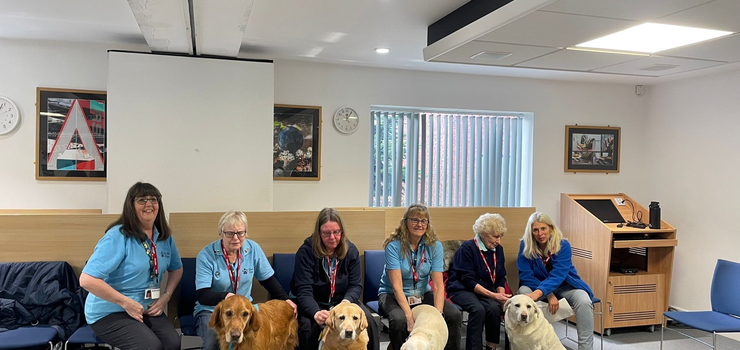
left=427, top=0, right=514, bottom=46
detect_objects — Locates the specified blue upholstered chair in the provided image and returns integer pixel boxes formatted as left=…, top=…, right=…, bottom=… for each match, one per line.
left=177, top=257, right=200, bottom=349
left=0, top=325, right=59, bottom=349
left=272, top=253, right=296, bottom=296
left=363, top=250, right=385, bottom=315
left=661, top=259, right=740, bottom=349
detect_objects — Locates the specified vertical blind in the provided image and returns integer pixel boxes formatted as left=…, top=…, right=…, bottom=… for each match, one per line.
left=369, top=110, right=524, bottom=207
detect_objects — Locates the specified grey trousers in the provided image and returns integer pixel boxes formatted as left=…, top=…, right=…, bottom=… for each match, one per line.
left=518, top=285, right=594, bottom=350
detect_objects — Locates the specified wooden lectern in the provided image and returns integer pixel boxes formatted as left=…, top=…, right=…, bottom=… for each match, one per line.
left=560, top=193, right=677, bottom=335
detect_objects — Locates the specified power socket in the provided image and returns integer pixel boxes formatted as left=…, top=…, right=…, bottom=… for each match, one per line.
left=615, top=198, right=626, bottom=206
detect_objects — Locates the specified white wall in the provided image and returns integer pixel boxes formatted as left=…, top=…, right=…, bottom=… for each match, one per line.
left=107, top=52, right=274, bottom=213
left=273, top=60, right=650, bottom=216
left=646, top=69, right=740, bottom=316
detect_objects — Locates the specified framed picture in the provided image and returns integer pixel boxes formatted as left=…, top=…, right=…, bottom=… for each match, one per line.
left=273, top=104, right=321, bottom=180
left=564, top=125, right=620, bottom=173
left=36, top=87, right=107, bottom=181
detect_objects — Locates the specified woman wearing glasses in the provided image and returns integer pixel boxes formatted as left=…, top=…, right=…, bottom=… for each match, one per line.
left=378, top=204, right=462, bottom=350
left=194, top=210, right=296, bottom=350
left=291, top=208, right=379, bottom=350
left=446, top=213, right=512, bottom=350
left=80, top=182, right=183, bottom=350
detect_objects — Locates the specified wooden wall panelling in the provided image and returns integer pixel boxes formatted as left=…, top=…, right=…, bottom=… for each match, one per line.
left=0, top=209, right=102, bottom=215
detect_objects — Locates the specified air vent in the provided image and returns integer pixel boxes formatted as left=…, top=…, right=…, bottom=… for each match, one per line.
left=471, top=51, right=513, bottom=61
left=613, top=311, right=656, bottom=322
left=628, top=247, right=647, bottom=256
left=572, top=247, right=592, bottom=260
left=638, top=64, right=679, bottom=71
left=614, top=284, right=657, bottom=294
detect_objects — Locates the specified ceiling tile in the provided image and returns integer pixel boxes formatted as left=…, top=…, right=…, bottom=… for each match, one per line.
left=434, top=41, right=559, bottom=66
left=661, top=34, right=740, bottom=63
left=476, top=11, right=636, bottom=48
left=516, top=49, right=642, bottom=71
left=541, top=0, right=712, bottom=21
left=653, top=0, right=740, bottom=32
left=593, top=55, right=724, bottom=76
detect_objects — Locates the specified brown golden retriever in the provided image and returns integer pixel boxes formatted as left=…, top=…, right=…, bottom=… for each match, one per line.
left=321, top=302, right=369, bottom=350
left=209, top=295, right=298, bottom=350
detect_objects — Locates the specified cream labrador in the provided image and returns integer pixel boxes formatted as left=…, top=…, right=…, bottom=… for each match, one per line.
left=400, top=304, right=448, bottom=350
left=504, top=295, right=565, bottom=350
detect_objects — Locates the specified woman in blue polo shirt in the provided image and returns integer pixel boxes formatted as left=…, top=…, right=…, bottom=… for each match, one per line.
left=377, top=203, right=461, bottom=350
left=447, top=213, right=512, bottom=350
left=80, top=182, right=183, bottom=350
left=518, top=212, right=594, bottom=350
left=291, top=208, right=379, bottom=350
left=194, top=210, right=295, bottom=350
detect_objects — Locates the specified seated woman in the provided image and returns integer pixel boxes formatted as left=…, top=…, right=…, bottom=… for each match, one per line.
left=378, top=203, right=462, bottom=350
left=80, top=182, right=182, bottom=350
left=194, top=210, right=296, bottom=350
left=292, top=208, right=379, bottom=350
left=447, top=213, right=512, bottom=350
left=517, top=212, right=594, bottom=350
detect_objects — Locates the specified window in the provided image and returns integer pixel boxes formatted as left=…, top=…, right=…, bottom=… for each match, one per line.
left=369, top=107, right=532, bottom=207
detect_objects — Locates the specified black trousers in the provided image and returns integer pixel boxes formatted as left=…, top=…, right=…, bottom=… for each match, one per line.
left=450, top=290, right=503, bottom=349
left=90, top=312, right=180, bottom=350
left=378, top=291, right=462, bottom=350
left=296, top=301, right=380, bottom=350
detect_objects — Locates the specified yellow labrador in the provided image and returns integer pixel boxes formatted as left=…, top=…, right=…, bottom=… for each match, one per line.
left=321, top=302, right=369, bottom=350
left=504, top=295, right=565, bottom=350
left=401, top=305, right=448, bottom=350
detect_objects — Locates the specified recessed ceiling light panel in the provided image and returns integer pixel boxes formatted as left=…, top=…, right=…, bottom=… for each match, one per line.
left=375, top=47, right=391, bottom=54
left=575, top=23, right=733, bottom=54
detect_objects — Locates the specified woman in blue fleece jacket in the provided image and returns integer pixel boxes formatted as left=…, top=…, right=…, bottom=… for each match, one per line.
left=517, top=212, right=594, bottom=350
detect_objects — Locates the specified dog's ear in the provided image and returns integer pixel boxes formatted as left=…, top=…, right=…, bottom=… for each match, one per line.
left=532, top=300, right=541, bottom=319
left=358, top=309, right=368, bottom=331
left=248, top=302, right=261, bottom=332
left=325, top=308, right=336, bottom=329
left=209, top=301, right=222, bottom=328
left=504, top=298, right=512, bottom=311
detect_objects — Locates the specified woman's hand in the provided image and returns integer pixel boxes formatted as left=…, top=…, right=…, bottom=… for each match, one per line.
left=225, top=292, right=235, bottom=299
left=123, top=298, right=144, bottom=322
left=547, top=294, right=559, bottom=315
left=491, top=292, right=512, bottom=304
left=405, top=309, right=415, bottom=332
left=285, top=299, right=297, bottom=316
left=144, top=293, right=170, bottom=317
left=314, top=310, right=330, bottom=325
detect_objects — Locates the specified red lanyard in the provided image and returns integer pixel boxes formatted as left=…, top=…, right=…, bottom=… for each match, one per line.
left=143, top=235, right=159, bottom=282
left=221, top=243, right=241, bottom=293
left=541, top=252, right=553, bottom=265
left=409, top=247, right=426, bottom=287
left=474, top=237, right=496, bottom=283
left=326, top=255, right=337, bottom=300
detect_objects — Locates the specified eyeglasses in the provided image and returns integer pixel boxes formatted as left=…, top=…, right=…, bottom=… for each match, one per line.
left=135, top=197, right=159, bottom=205
left=320, top=230, right=342, bottom=237
left=407, top=218, right=429, bottom=226
left=222, top=231, right=247, bottom=238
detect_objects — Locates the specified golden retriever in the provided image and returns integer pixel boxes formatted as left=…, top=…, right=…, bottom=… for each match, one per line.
left=209, top=295, right=298, bottom=350
left=321, top=302, right=369, bottom=350
left=400, top=304, right=448, bottom=350
left=504, top=295, right=565, bottom=350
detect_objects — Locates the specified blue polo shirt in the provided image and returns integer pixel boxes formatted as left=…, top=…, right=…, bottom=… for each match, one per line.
left=83, top=225, right=183, bottom=324
left=378, top=238, right=443, bottom=297
left=193, top=239, right=274, bottom=316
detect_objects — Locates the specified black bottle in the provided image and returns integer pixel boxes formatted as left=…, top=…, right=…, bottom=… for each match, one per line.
left=649, top=201, right=661, bottom=229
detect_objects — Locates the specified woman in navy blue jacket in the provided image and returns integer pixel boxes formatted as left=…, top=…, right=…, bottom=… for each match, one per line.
left=291, top=208, right=379, bottom=350
left=447, top=213, right=512, bottom=350
left=517, top=212, right=594, bottom=350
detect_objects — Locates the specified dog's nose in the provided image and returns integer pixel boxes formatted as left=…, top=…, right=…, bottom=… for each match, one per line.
left=230, top=330, right=242, bottom=339
left=344, top=330, right=354, bottom=338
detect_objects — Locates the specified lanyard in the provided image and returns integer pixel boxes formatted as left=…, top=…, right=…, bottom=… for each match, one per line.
left=325, top=255, right=337, bottom=300
left=409, top=247, right=426, bottom=288
left=541, top=252, right=553, bottom=265
left=473, top=237, right=496, bottom=284
left=142, top=235, right=158, bottom=283
left=221, top=243, right=241, bottom=294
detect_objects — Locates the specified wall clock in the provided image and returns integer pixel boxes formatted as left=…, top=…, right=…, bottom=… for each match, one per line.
left=0, top=96, right=20, bottom=135
left=333, top=106, right=359, bottom=134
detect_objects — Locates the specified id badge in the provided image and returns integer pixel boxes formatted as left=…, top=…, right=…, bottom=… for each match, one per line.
left=145, top=288, right=160, bottom=300
left=407, top=295, right=422, bottom=306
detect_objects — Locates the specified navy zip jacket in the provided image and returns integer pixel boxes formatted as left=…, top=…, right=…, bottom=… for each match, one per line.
left=446, top=239, right=507, bottom=295
left=291, top=237, right=363, bottom=318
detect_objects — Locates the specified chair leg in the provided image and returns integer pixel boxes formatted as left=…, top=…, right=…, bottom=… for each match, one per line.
left=660, top=315, right=665, bottom=350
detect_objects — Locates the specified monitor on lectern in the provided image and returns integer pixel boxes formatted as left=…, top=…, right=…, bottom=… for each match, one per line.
left=575, top=199, right=625, bottom=223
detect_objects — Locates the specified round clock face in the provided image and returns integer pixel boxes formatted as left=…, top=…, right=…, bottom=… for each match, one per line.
left=0, top=96, right=20, bottom=135
left=333, top=107, right=359, bottom=134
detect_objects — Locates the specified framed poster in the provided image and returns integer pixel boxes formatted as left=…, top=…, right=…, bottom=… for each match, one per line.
left=565, top=125, right=620, bottom=173
left=273, top=104, right=321, bottom=180
left=36, top=87, right=107, bottom=181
